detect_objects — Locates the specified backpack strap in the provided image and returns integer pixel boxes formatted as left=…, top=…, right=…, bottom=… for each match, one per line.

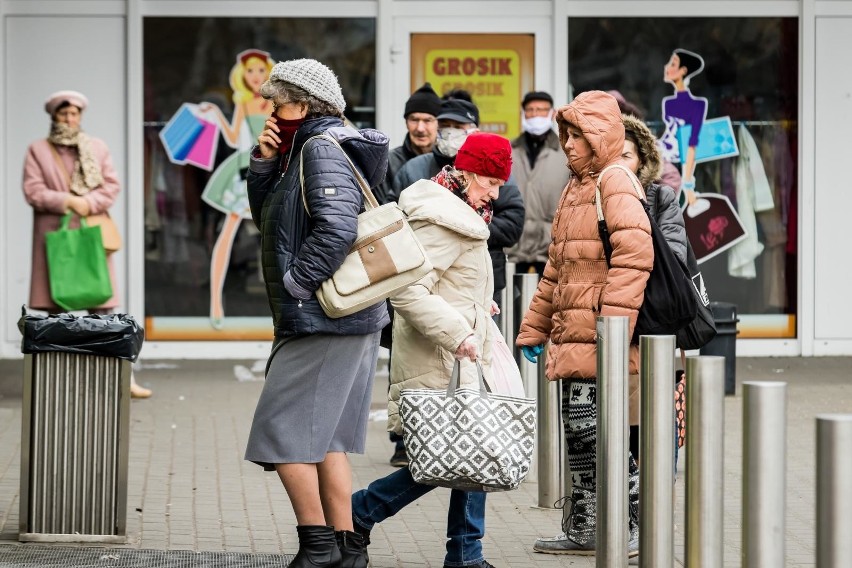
left=594, top=164, right=646, bottom=267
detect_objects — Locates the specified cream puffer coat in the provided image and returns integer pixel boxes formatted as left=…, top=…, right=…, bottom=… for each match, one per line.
left=387, top=179, right=495, bottom=434
left=516, top=91, right=653, bottom=380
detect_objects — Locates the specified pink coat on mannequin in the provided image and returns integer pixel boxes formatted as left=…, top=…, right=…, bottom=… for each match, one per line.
left=22, top=137, right=121, bottom=310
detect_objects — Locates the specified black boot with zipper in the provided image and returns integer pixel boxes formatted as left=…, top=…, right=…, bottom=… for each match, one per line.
left=335, top=530, right=368, bottom=568
left=288, top=525, right=341, bottom=567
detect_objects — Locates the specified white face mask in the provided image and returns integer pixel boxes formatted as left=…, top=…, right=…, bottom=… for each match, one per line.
left=521, top=113, right=554, bottom=136
left=436, top=127, right=471, bottom=157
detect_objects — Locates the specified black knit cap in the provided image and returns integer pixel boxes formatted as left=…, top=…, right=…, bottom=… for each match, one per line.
left=404, top=82, right=442, bottom=118
left=522, top=91, right=554, bottom=108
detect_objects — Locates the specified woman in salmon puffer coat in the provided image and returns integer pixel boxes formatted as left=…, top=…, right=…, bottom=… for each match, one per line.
left=516, top=90, right=653, bottom=557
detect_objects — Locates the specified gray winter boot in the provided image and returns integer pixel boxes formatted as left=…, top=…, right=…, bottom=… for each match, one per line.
left=627, top=456, right=640, bottom=558
left=532, top=489, right=597, bottom=555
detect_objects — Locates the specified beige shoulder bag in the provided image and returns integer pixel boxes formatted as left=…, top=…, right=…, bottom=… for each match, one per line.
left=299, top=134, right=432, bottom=318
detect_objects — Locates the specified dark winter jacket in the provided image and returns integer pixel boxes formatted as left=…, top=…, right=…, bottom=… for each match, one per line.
left=392, top=150, right=526, bottom=292
left=247, top=117, right=391, bottom=339
left=374, top=135, right=420, bottom=205
left=622, top=114, right=687, bottom=265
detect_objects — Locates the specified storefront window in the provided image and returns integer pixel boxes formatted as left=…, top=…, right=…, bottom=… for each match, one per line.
left=569, top=17, right=798, bottom=338
left=143, top=17, right=376, bottom=340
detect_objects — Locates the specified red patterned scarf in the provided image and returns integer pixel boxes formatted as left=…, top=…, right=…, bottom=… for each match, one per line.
left=430, top=165, right=493, bottom=224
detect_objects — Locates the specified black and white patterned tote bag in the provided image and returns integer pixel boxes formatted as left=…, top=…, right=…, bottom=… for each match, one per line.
left=400, top=359, right=536, bottom=492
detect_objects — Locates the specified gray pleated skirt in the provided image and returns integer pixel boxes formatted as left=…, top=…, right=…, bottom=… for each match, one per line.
left=245, top=332, right=381, bottom=469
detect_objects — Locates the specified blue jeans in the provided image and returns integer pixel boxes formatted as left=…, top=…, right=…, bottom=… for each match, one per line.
left=352, top=467, right=486, bottom=567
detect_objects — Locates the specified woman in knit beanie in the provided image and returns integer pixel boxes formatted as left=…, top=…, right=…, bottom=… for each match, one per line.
left=244, top=58, right=390, bottom=568
left=351, top=133, right=511, bottom=568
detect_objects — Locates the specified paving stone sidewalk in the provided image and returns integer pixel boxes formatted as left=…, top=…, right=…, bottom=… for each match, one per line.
left=0, top=356, right=849, bottom=567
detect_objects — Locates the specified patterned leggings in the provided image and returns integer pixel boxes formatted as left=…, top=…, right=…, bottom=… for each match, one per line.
left=562, top=380, right=639, bottom=541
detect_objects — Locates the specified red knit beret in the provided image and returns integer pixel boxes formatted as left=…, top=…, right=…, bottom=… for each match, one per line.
left=454, top=132, right=512, bottom=181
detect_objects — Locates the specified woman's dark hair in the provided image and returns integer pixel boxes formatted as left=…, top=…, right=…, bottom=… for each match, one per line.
left=673, top=49, right=705, bottom=80
left=441, top=89, right=473, bottom=102
left=54, top=100, right=81, bottom=114
left=623, top=129, right=644, bottom=167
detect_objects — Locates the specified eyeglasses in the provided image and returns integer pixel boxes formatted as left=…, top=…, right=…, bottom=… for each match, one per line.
left=523, top=106, right=552, bottom=118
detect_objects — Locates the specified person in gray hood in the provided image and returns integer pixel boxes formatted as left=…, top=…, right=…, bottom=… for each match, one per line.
left=243, top=58, right=389, bottom=568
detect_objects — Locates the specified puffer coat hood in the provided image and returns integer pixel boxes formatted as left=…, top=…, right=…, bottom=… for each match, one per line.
left=386, top=179, right=494, bottom=433
left=322, top=125, right=389, bottom=188
left=622, top=114, right=663, bottom=188
left=556, top=90, right=626, bottom=178
left=517, top=91, right=653, bottom=380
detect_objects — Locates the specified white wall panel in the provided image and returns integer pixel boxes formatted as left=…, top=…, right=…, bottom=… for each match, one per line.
left=2, top=16, right=125, bottom=357
left=813, top=16, right=852, bottom=340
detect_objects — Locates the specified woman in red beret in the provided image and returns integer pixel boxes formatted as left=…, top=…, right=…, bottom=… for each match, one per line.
left=350, top=133, right=512, bottom=568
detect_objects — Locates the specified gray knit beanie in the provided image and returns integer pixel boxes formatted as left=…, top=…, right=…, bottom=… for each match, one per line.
left=269, top=58, right=346, bottom=113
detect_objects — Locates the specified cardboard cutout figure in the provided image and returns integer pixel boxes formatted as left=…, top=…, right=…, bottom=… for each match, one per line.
left=161, top=49, right=274, bottom=329
left=659, top=48, right=744, bottom=262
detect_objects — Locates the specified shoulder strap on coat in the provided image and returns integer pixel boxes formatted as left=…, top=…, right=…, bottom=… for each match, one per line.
left=298, top=134, right=378, bottom=217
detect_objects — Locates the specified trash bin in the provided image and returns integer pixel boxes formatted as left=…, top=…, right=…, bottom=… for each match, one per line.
left=17, top=310, right=144, bottom=543
left=699, top=302, right=739, bottom=395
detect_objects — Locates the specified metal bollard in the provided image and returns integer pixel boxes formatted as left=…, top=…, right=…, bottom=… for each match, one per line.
left=684, top=356, right=725, bottom=568
left=742, top=382, right=787, bottom=568
left=500, top=261, right=516, bottom=341
left=514, top=273, right=541, bottom=477
left=537, top=345, right=564, bottom=508
left=816, top=414, right=852, bottom=567
left=596, top=316, right=630, bottom=567
left=639, top=335, right=675, bottom=568
left=514, top=273, right=540, bottom=396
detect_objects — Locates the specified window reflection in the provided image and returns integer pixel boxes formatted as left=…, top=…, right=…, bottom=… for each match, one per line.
left=143, top=17, right=376, bottom=339
left=569, top=17, right=798, bottom=338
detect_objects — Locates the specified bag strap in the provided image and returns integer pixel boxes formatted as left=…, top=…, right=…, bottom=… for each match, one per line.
left=298, top=133, right=379, bottom=217
left=680, top=348, right=687, bottom=376
left=48, top=142, right=74, bottom=187
left=593, top=163, right=646, bottom=224
left=594, top=164, right=646, bottom=267
left=447, top=359, right=490, bottom=398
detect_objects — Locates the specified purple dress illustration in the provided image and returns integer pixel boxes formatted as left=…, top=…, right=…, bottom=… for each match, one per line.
left=658, top=48, right=708, bottom=201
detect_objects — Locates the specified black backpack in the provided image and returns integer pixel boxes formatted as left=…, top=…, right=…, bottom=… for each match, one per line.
left=595, top=165, right=696, bottom=339
left=645, top=184, right=718, bottom=350
left=675, top=240, right=717, bottom=349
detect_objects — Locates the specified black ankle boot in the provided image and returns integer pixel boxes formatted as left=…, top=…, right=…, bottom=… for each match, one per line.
left=289, top=525, right=341, bottom=567
left=335, top=530, right=368, bottom=568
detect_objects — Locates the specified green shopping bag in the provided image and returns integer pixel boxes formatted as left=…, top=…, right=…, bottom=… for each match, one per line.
left=45, top=213, right=113, bottom=311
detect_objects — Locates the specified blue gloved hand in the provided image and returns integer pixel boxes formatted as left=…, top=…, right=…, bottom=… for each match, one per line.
left=521, top=344, right=544, bottom=363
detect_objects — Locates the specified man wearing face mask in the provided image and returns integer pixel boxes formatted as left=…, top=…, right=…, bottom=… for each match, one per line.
left=394, top=98, right=525, bottom=308
left=507, top=91, right=572, bottom=277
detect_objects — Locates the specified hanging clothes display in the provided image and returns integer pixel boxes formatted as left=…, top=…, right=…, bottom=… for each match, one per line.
left=728, top=125, right=775, bottom=279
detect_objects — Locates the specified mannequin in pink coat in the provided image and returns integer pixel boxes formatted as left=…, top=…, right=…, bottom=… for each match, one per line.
left=23, top=90, right=152, bottom=398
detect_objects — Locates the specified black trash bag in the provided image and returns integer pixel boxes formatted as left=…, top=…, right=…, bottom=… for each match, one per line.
left=18, top=308, right=145, bottom=362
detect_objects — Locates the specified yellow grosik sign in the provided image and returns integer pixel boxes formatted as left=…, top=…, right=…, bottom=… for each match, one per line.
left=425, top=50, right=521, bottom=138
left=411, top=35, right=535, bottom=141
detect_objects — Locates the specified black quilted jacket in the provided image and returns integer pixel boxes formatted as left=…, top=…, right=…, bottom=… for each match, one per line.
left=247, top=117, right=391, bottom=338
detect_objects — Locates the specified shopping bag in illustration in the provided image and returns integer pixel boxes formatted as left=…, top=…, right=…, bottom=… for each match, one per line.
left=683, top=193, right=748, bottom=263
left=676, top=116, right=739, bottom=164
left=184, top=114, right=220, bottom=171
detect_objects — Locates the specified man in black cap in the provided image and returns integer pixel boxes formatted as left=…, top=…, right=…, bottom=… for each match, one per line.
left=507, top=91, right=571, bottom=276
left=393, top=97, right=525, bottom=311
left=374, top=83, right=441, bottom=204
